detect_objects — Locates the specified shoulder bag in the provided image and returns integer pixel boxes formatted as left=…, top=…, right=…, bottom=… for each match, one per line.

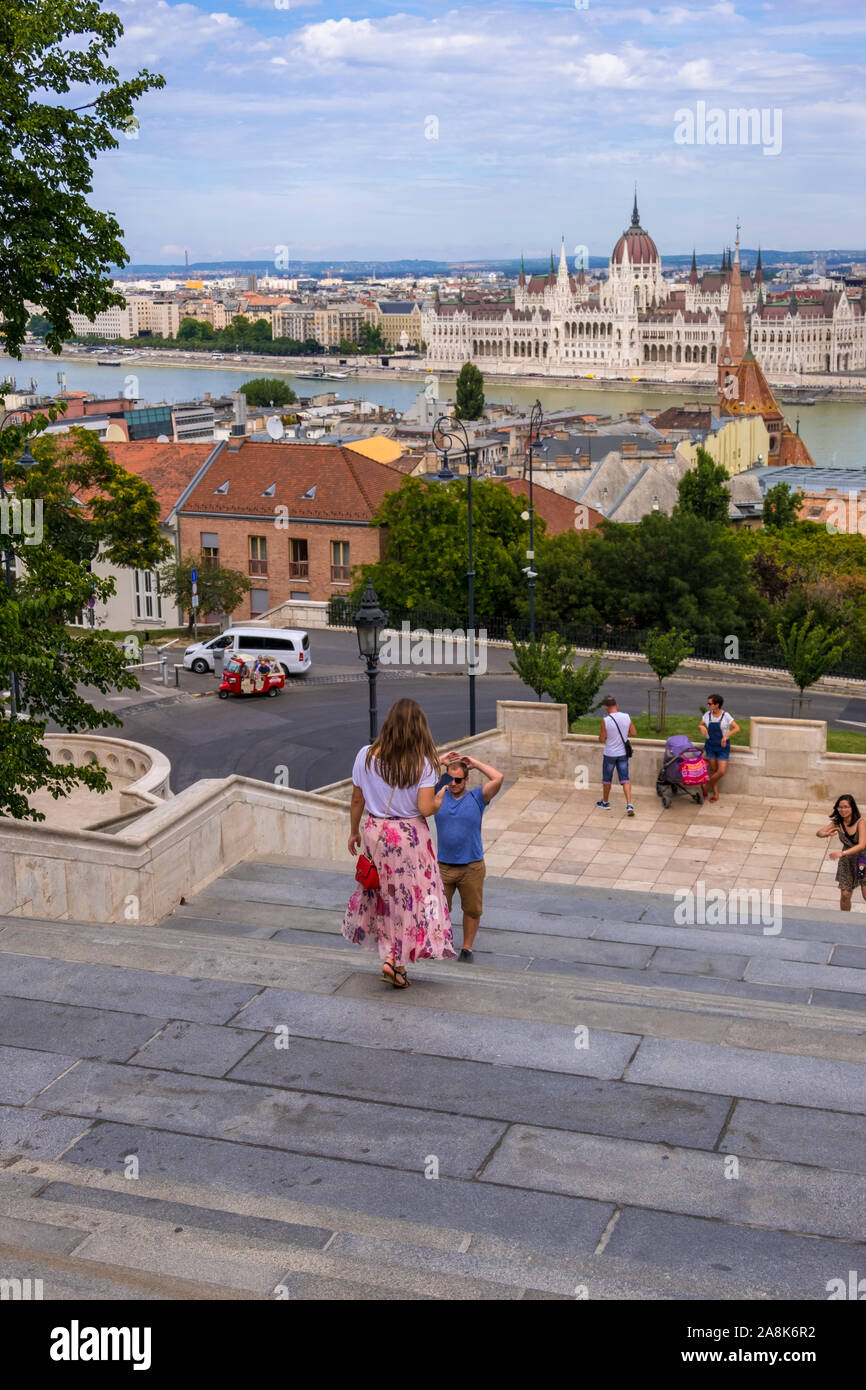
left=354, top=786, right=395, bottom=891
left=614, top=714, right=634, bottom=760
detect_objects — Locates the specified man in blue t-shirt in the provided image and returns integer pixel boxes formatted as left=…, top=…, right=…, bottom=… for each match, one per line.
left=432, top=753, right=504, bottom=962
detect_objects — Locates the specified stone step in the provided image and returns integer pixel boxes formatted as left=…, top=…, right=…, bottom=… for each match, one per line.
left=2, top=1161, right=856, bottom=1301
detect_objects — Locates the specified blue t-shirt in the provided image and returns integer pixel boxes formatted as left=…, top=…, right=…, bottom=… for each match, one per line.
left=434, top=786, right=486, bottom=864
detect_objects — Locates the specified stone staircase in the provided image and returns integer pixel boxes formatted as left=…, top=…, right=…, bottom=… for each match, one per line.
left=0, top=859, right=864, bottom=1300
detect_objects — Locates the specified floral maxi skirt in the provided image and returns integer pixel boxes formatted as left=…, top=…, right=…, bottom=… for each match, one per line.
left=342, top=815, right=456, bottom=965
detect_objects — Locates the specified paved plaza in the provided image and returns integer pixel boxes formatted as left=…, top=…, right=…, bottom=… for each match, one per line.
left=0, top=832, right=864, bottom=1300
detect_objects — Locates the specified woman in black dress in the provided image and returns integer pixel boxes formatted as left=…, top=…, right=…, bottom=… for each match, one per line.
left=816, top=794, right=866, bottom=911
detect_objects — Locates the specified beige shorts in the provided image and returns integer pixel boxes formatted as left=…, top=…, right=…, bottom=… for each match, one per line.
left=438, top=859, right=486, bottom=918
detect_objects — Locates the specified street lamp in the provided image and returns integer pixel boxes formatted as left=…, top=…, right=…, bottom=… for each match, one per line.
left=525, top=400, right=543, bottom=639
left=353, top=582, right=388, bottom=741
left=0, top=431, right=39, bottom=718
left=431, top=414, right=478, bottom=735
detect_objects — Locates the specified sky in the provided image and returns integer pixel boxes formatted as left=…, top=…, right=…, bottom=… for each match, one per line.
left=90, top=0, right=866, bottom=263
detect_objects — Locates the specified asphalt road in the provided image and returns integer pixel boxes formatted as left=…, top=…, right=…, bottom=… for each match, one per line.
left=115, top=629, right=866, bottom=793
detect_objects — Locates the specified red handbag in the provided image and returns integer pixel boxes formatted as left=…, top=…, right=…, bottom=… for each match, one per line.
left=355, top=854, right=379, bottom=890
left=354, top=787, right=393, bottom=891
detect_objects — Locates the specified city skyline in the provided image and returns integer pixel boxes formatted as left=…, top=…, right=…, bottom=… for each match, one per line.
left=96, top=0, right=866, bottom=263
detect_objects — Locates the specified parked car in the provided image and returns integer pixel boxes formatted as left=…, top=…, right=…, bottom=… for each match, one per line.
left=183, top=626, right=311, bottom=677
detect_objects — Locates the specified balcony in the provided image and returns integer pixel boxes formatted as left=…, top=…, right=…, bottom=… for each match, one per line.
left=330, top=565, right=350, bottom=583
left=289, top=561, right=309, bottom=579
left=248, top=559, right=268, bottom=577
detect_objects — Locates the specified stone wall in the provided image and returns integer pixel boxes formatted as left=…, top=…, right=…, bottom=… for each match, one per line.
left=0, top=777, right=349, bottom=926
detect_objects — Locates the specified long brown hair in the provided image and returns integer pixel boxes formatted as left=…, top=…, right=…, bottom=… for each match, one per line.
left=367, top=698, right=440, bottom=788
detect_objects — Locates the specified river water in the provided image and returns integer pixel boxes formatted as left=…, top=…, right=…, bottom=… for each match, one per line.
left=5, top=356, right=865, bottom=467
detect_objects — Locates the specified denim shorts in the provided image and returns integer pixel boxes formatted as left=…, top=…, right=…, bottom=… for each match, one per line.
left=603, top=754, right=630, bottom=784
left=705, top=743, right=730, bottom=762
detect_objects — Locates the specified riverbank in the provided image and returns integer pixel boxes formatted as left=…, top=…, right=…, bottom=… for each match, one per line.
left=11, top=349, right=866, bottom=400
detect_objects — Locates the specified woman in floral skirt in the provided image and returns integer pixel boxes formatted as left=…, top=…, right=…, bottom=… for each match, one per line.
left=343, top=698, right=455, bottom=987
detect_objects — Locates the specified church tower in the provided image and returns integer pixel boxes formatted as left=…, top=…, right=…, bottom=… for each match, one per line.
left=718, top=228, right=746, bottom=404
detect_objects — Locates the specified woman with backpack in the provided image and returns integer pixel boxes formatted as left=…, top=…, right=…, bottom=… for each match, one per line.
left=342, top=697, right=456, bottom=988
left=699, top=694, right=740, bottom=802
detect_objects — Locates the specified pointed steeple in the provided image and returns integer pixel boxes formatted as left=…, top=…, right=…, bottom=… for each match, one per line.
left=549, top=249, right=556, bottom=274
left=718, top=226, right=747, bottom=405
left=721, top=247, right=727, bottom=274
left=558, top=237, right=569, bottom=282
left=689, top=248, right=698, bottom=286
left=518, top=252, right=526, bottom=287
left=755, top=246, right=763, bottom=286
left=631, top=186, right=640, bottom=228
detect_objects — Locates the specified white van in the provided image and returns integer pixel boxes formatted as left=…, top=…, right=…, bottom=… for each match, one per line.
left=184, top=627, right=311, bottom=676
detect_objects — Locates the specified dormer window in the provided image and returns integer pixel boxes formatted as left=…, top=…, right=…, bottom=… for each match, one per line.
left=214, top=480, right=229, bottom=494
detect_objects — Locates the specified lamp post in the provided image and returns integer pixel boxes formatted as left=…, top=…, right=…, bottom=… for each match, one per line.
left=526, top=400, right=543, bottom=639
left=353, top=583, right=388, bottom=741
left=431, top=414, right=477, bottom=735
left=0, top=423, right=39, bottom=719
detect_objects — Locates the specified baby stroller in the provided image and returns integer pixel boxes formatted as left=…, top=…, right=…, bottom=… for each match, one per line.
left=656, top=734, right=708, bottom=809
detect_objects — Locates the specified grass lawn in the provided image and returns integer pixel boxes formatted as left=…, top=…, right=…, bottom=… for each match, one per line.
left=571, top=714, right=866, bottom=755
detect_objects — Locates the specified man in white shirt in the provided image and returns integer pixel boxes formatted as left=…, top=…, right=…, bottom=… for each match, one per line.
left=597, top=695, right=637, bottom=815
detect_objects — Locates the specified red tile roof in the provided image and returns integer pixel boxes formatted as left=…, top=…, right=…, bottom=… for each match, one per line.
left=499, top=477, right=594, bottom=534
left=178, top=441, right=406, bottom=522
left=104, top=441, right=218, bottom=521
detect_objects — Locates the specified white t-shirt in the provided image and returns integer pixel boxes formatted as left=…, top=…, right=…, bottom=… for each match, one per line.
left=703, top=709, right=734, bottom=737
left=352, top=745, right=436, bottom=818
left=603, top=712, right=631, bottom=756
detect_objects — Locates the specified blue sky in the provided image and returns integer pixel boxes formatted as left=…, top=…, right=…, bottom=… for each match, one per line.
left=96, top=0, right=866, bottom=262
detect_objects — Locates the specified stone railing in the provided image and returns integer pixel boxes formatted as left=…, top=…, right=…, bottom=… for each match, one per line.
left=248, top=599, right=333, bottom=630
left=0, top=775, right=350, bottom=926
left=44, top=734, right=172, bottom=805
left=458, top=702, right=864, bottom=806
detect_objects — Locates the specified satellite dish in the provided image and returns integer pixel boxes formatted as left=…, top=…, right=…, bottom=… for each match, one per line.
left=156, top=434, right=170, bottom=443
left=266, top=416, right=285, bottom=440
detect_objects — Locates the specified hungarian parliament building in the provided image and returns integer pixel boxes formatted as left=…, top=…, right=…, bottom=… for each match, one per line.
left=422, top=199, right=866, bottom=381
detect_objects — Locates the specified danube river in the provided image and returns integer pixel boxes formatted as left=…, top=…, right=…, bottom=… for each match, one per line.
left=5, top=355, right=865, bottom=467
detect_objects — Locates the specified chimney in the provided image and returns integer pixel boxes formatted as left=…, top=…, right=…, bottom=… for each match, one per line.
left=656, top=442, right=674, bottom=455
left=231, top=390, right=247, bottom=437
left=621, top=441, right=639, bottom=455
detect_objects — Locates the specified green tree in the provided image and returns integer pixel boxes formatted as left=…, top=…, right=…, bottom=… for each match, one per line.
left=356, top=476, right=531, bottom=616
left=159, top=554, right=252, bottom=633
left=507, top=629, right=566, bottom=700
left=0, top=0, right=164, bottom=357
left=675, top=448, right=730, bottom=524
left=238, top=377, right=297, bottom=408
left=644, top=627, right=694, bottom=690
left=27, top=313, right=53, bottom=339
left=454, top=362, right=485, bottom=421
left=0, top=424, right=170, bottom=820
left=508, top=629, right=611, bottom=723
left=762, top=481, right=802, bottom=529
left=177, top=317, right=202, bottom=340
left=776, top=612, right=848, bottom=695
left=359, top=322, right=387, bottom=354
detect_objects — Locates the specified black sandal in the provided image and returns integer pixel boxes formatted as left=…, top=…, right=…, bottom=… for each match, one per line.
left=391, top=964, right=410, bottom=989
left=381, top=959, right=397, bottom=984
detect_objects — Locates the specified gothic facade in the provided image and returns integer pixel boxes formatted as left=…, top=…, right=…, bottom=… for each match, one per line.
left=423, top=199, right=866, bottom=380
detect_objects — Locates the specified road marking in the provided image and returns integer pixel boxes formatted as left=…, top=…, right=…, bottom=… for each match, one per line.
left=837, top=719, right=866, bottom=728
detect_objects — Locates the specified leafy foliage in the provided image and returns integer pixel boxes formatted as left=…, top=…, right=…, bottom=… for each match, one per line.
left=508, top=629, right=611, bottom=723
left=675, top=447, right=730, bottom=524
left=0, top=0, right=164, bottom=356
left=238, top=377, right=297, bottom=408
left=775, top=612, right=848, bottom=693
left=644, top=627, right=694, bottom=688
left=0, top=425, right=170, bottom=819
left=355, top=476, right=533, bottom=615
left=454, top=362, right=485, bottom=421
left=359, top=322, right=387, bottom=354
left=159, top=555, right=252, bottom=632
left=762, top=481, right=801, bottom=529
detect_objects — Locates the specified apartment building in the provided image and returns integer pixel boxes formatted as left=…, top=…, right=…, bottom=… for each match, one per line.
left=273, top=302, right=375, bottom=347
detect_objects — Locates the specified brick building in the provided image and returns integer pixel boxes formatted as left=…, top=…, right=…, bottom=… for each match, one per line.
left=176, top=439, right=406, bottom=617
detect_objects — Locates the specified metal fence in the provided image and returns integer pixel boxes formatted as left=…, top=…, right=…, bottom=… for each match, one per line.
left=327, top=596, right=866, bottom=681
